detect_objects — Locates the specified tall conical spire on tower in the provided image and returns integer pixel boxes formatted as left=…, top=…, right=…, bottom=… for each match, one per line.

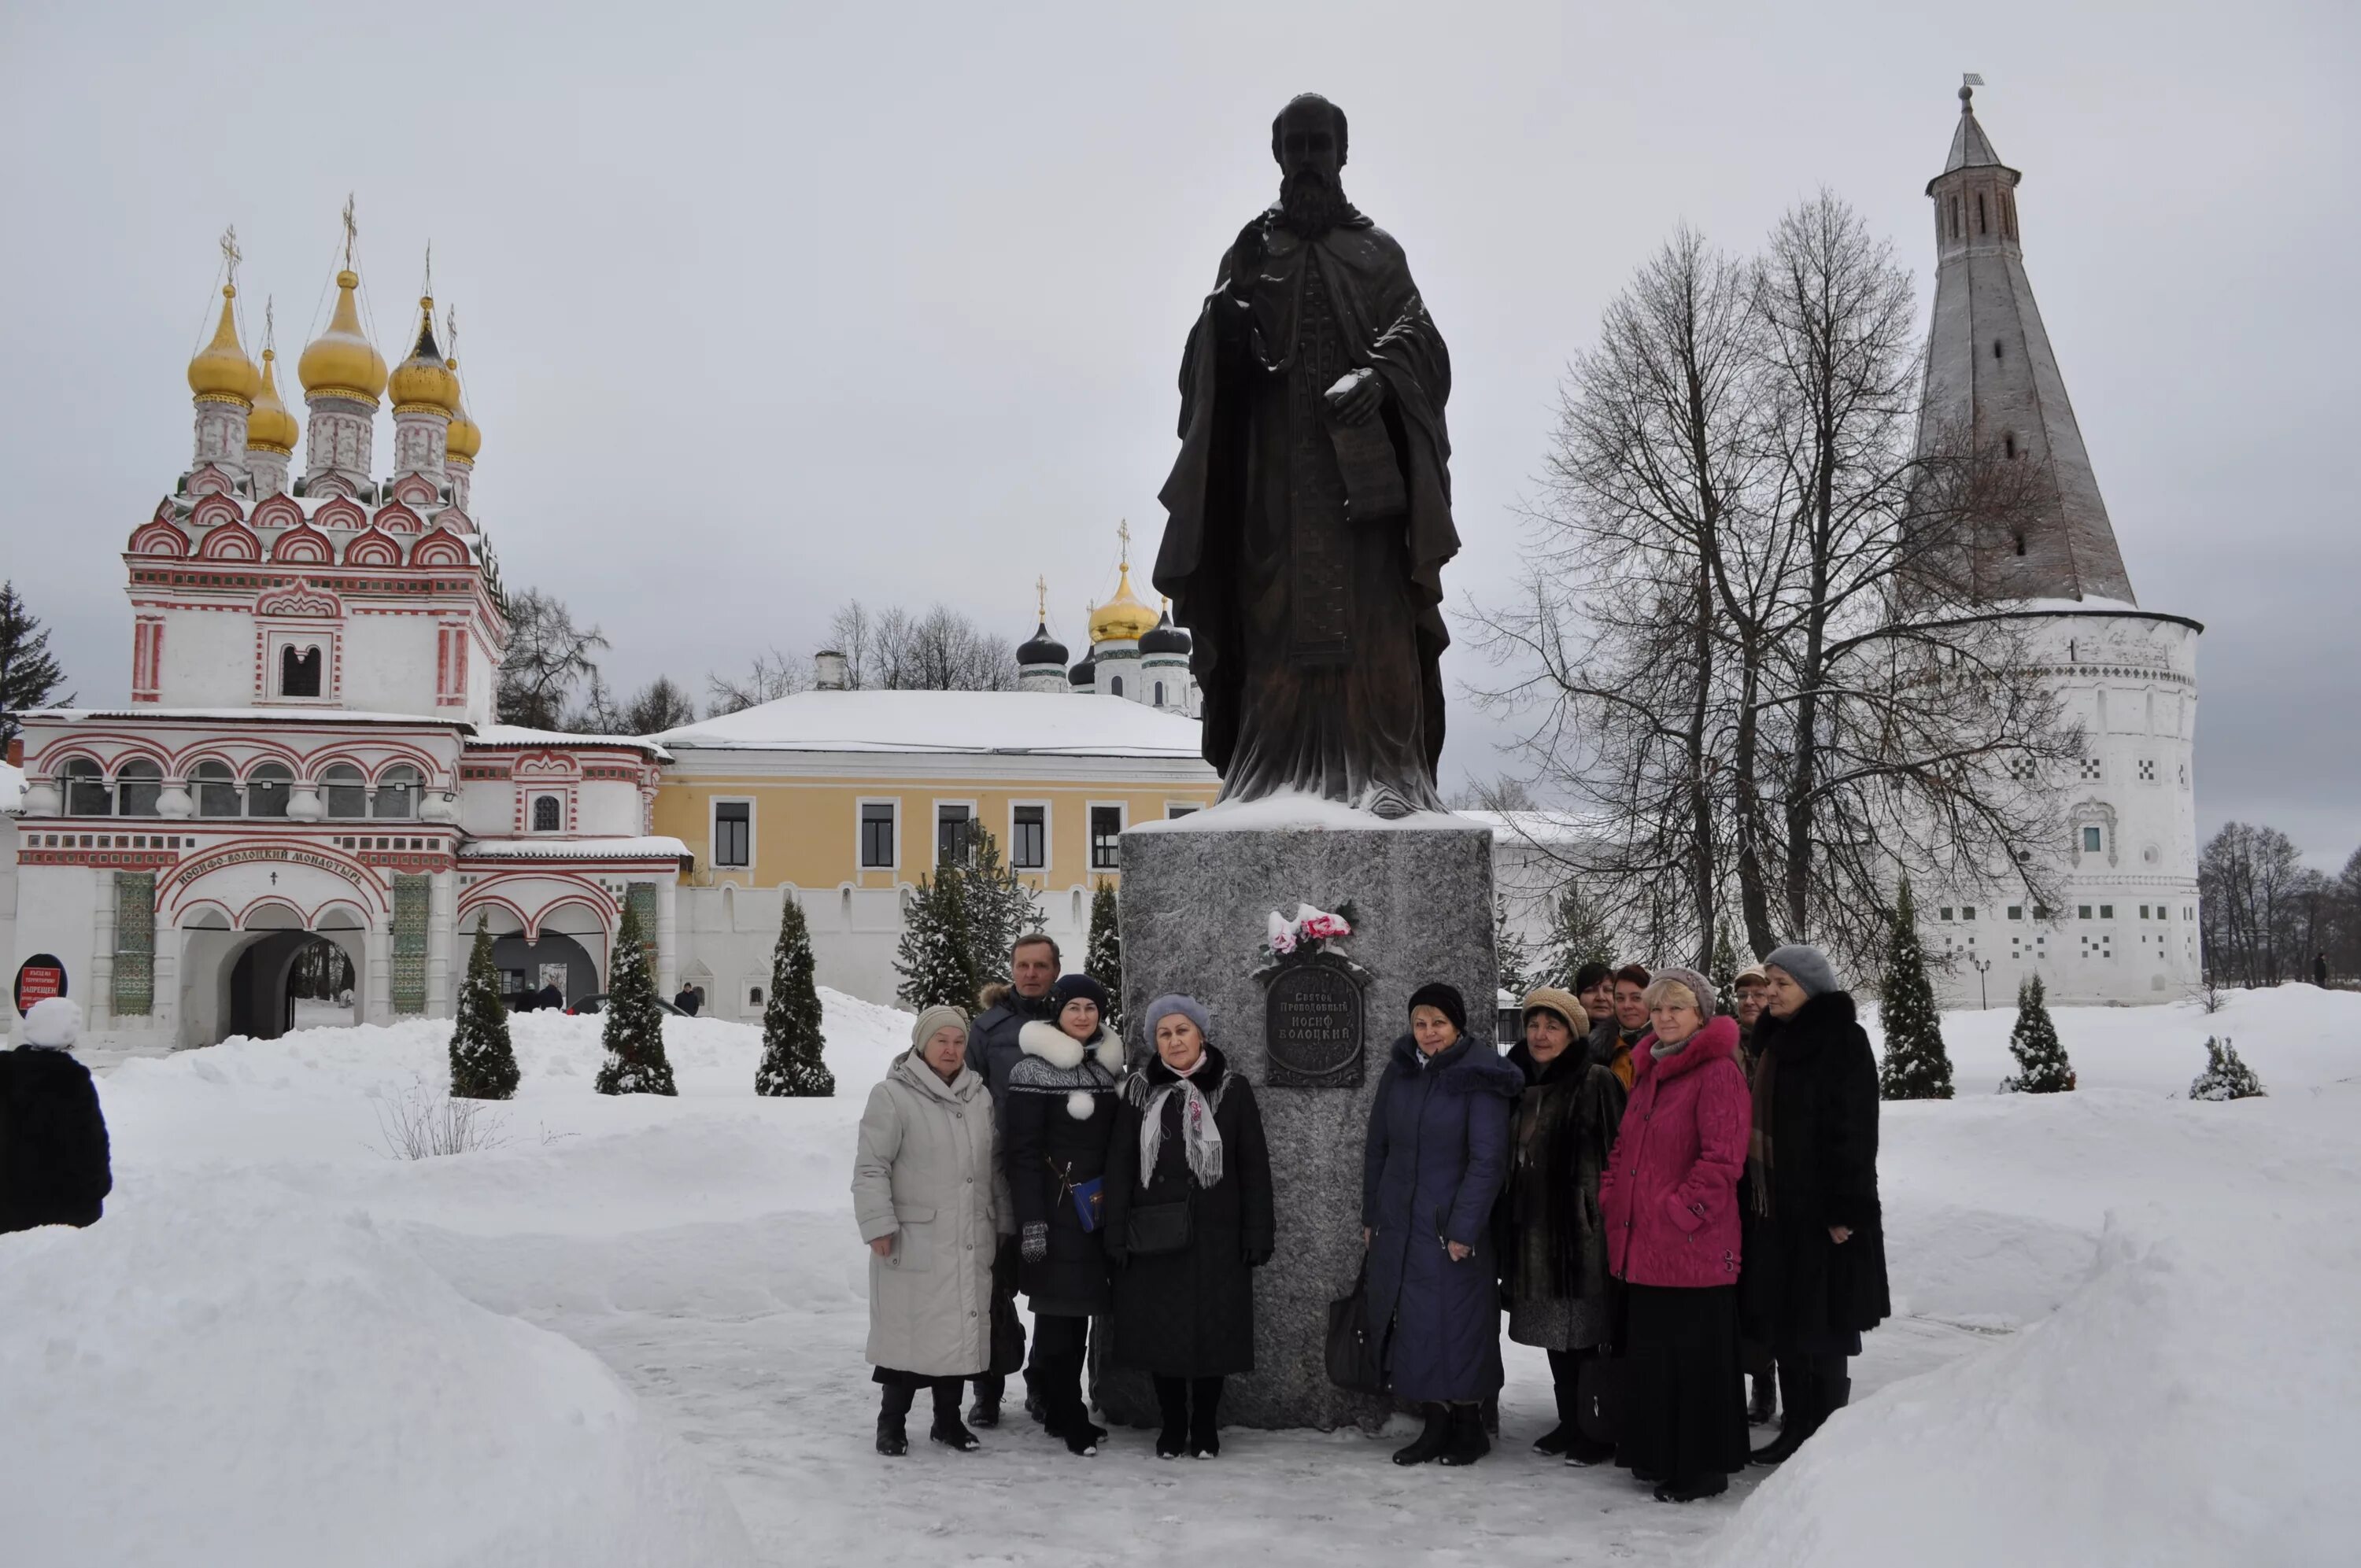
left=1918, top=77, right=2135, bottom=603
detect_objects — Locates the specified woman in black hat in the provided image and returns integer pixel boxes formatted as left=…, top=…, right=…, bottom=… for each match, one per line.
left=1359, top=982, right=1524, bottom=1466
left=1000, top=973, right=1127, bottom=1455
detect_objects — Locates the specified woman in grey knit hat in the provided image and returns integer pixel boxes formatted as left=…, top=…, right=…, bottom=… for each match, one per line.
left=1742, top=945, right=1892, bottom=1467
left=852, top=1005, right=1014, bottom=1456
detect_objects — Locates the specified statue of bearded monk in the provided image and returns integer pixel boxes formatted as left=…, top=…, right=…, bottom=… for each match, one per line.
left=1153, top=93, right=1458, bottom=819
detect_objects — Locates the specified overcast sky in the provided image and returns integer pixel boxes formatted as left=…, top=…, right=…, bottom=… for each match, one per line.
left=3, top=1, right=2353, bottom=865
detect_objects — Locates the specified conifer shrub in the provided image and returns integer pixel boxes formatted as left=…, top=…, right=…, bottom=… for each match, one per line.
left=2189, top=1036, right=2266, bottom=1101
left=2001, top=974, right=2075, bottom=1093
left=449, top=915, right=519, bottom=1101
left=595, top=902, right=677, bottom=1096
left=756, top=895, right=833, bottom=1097
left=1878, top=878, right=1956, bottom=1100
left=1084, top=880, right=1123, bottom=1030
left=895, top=865, right=981, bottom=1012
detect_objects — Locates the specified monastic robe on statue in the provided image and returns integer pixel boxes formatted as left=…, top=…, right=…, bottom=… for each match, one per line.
left=1155, top=208, right=1457, bottom=813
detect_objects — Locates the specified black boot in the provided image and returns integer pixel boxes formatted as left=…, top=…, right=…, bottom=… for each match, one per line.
left=929, top=1382, right=980, bottom=1452
left=875, top=1382, right=914, bottom=1457
left=1533, top=1375, right=1580, bottom=1455
left=1653, top=1471, right=1730, bottom=1503
left=1818, top=1369, right=1852, bottom=1428
left=968, top=1372, right=1003, bottom=1430
left=1749, top=1360, right=1820, bottom=1467
left=1480, top=1393, right=1500, bottom=1437
left=1046, top=1358, right=1099, bottom=1456
left=1391, top=1404, right=1451, bottom=1467
left=1438, top=1403, right=1492, bottom=1467
left=1153, top=1377, right=1189, bottom=1460
left=1748, top=1371, right=1777, bottom=1426
left=1188, top=1377, right=1224, bottom=1459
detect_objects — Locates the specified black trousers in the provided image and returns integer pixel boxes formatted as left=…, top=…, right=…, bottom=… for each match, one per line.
left=971, top=1234, right=1030, bottom=1404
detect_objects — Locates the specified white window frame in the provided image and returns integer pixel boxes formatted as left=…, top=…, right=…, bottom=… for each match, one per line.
left=1007, top=799, right=1051, bottom=874
left=856, top=797, right=901, bottom=873
left=710, top=795, right=756, bottom=871
left=1087, top=800, right=1127, bottom=873
left=1164, top=801, right=1202, bottom=821
left=264, top=629, right=339, bottom=705
left=932, top=799, right=980, bottom=872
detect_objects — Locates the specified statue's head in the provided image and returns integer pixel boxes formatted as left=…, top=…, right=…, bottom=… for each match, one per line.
left=1270, top=93, right=1350, bottom=236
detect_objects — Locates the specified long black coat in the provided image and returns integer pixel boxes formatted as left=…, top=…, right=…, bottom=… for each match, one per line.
left=1000, top=1020, right=1125, bottom=1315
left=1741, top=991, right=1892, bottom=1347
left=1496, top=1030, right=1627, bottom=1315
left=1102, top=1046, right=1276, bottom=1378
left=0, top=1046, right=113, bottom=1234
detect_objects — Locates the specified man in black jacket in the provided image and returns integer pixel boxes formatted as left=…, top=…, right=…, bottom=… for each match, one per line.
left=963, top=932, right=1062, bottom=1427
left=1, top=998, right=113, bottom=1235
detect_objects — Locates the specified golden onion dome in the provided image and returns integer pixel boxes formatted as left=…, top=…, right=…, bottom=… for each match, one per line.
left=443, top=356, right=482, bottom=461
left=245, top=346, right=300, bottom=453
left=387, top=296, right=460, bottom=415
left=297, top=269, right=387, bottom=404
left=187, top=285, right=260, bottom=405
left=1088, top=561, right=1161, bottom=644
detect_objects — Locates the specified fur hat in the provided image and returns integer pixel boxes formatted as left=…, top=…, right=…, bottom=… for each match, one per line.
left=1406, top=982, right=1468, bottom=1033
left=1519, top=987, right=1583, bottom=1034
left=1140, top=993, right=1212, bottom=1045
left=1644, top=965, right=1719, bottom=1019
left=1050, top=973, right=1111, bottom=1018
left=909, top=1005, right=970, bottom=1053
left=1763, top=943, right=1840, bottom=999
left=23, top=996, right=81, bottom=1050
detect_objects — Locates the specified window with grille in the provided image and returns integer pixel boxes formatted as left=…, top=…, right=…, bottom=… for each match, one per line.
left=714, top=802, right=751, bottom=867
left=1090, top=806, right=1123, bottom=870
left=531, top=795, right=562, bottom=832
left=860, top=802, right=896, bottom=868
left=1011, top=806, right=1046, bottom=869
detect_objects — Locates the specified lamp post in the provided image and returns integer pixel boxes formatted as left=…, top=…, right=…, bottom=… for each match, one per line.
left=1971, top=955, right=1993, bottom=1010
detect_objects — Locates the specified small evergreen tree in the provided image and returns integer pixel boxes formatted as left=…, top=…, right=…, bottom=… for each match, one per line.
left=0, top=580, right=72, bottom=746
left=1494, top=893, right=1534, bottom=998
left=1084, top=880, right=1123, bottom=1029
left=961, top=825, right=1046, bottom=966
left=595, top=902, right=677, bottom=1095
left=2001, top=974, right=2075, bottom=1094
left=1710, top=919, right=1740, bottom=1015
left=756, top=895, right=833, bottom=1097
left=895, top=865, right=981, bottom=1012
left=1878, top=878, right=1955, bottom=1100
left=1536, top=880, right=1616, bottom=990
left=449, top=915, right=519, bottom=1101
left=2189, top=1036, right=2266, bottom=1101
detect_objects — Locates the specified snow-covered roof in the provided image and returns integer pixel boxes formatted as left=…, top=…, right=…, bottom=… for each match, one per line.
left=26, top=707, right=466, bottom=729
left=467, top=725, right=671, bottom=761
left=458, top=836, right=689, bottom=861
left=654, top=690, right=1208, bottom=759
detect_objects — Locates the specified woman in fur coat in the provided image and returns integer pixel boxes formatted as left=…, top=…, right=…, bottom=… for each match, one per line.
left=1000, top=972, right=1126, bottom=1455
left=1103, top=994, right=1276, bottom=1459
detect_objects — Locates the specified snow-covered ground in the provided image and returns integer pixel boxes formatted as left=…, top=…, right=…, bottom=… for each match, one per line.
left=4, top=987, right=2355, bottom=1566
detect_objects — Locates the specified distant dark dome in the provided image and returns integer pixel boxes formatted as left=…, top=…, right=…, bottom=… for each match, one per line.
left=1018, top=620, right=1069, bottom=668
left=1140, top=610, right=1191, bottom=657
left=1068, top=651, right=1096, bottom=688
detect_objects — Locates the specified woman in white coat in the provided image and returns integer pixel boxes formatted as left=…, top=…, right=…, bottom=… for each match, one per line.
left=852, top=1005, right=1014, bottom=1455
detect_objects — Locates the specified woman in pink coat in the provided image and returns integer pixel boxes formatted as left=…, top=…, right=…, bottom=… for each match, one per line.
left=1598, top=965, right=1752, bottom=1503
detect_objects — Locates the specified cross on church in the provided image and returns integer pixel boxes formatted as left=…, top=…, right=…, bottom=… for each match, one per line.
left=341, top=194, right=357, bottom=269
left=1117, top=518, right=1131, bottom=568
left=1036, top=574, right=1048, bottom=621
left=220, top=226, right=241, bottom=289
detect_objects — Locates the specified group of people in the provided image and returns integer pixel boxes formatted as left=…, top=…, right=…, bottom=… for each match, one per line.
left=850, top=933, right=1889, bottom=1503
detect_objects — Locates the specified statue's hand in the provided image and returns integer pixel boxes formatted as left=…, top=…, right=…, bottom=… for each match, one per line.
left=1325, top=367, right=1386, bottom=426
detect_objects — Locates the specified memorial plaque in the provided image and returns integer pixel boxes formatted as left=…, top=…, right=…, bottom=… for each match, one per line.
left=1263, top=958, right=1365, bottom=1088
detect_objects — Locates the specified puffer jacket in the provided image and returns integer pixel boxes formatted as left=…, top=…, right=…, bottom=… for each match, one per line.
left=1000, top=1019, right=1125, bottom=1315
left=1599, top=1015, right=1750, bottom=1290
left=852, top=1049, right=1014, bottom=1377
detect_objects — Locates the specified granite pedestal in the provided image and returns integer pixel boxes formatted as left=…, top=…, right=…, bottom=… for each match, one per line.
left=1101, top=806, right=1496, bottom=1430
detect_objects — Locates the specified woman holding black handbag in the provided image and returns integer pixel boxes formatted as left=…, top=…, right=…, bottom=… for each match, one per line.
left=1104, top=994, right=1276, bottom=1459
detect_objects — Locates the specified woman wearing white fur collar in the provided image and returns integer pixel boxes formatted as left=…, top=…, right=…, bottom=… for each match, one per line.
left=1001, top=973, right=1126, bottom=1455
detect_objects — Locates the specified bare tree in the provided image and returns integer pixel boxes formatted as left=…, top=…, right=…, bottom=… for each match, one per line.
left=2199, top=822, right=2305, bottom=987
left=706, top=648, right=808, bottom=716
left=619, top=676, right=699, bottom=736
left=1474, top=197, right=2075, bottom=975
left=825, top=600, right=1017, bottom=692
left=497, top=588, right=609, bottom=730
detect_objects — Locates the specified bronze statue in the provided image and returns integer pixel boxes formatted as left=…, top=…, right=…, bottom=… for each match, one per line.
left=1154, top=93, right=1458, bottom=818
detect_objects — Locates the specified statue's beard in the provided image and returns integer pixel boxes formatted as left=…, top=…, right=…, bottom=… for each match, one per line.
left=1280, top=168, right=1349, bottom=237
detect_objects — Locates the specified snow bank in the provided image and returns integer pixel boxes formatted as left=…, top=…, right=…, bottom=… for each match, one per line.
left=0, top=1186, right=757, bottom=1568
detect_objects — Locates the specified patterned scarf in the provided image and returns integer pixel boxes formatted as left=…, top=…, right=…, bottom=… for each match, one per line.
left=1138, top=1054, right=1225, bottom=1190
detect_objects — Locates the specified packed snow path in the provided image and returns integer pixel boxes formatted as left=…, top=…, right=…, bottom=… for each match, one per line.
left=7, top=988, right=2356, bottom=1565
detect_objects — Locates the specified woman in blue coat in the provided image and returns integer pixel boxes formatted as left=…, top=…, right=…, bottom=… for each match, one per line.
left=1360, top=983, right=1524, bottom=1467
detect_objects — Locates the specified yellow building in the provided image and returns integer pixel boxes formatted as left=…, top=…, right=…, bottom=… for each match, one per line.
left=649, top=688, right=1217, bottom=1012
